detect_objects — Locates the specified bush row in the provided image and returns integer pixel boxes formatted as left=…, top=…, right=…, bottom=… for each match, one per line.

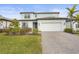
left=64, top=28, right=73, bottom=33
left=5, top=28, right=32, bottom=35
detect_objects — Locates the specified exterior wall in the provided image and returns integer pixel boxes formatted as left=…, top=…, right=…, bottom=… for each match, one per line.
left=28, top=21, right=33, bottom=28
left=66, top=22, right=71, bottom=28
left=36, top=14, right=59, bottom=18
left=37, top=20, right=66, bottom=31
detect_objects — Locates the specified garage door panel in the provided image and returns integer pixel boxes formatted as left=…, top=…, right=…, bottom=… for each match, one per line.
left=39, top=22, right=62, bottom=31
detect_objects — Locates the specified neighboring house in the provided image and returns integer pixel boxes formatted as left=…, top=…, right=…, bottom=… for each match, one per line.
left=66, top=18, right=79, bottom=31
left=0, top=15, right=10, bottom=29
left=0, top=12, right=79, bottom=32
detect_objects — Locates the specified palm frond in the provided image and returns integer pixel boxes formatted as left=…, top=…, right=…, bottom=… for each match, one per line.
left=66, top=8, right=70, bottom=11
left=73, top=4, right=77, bottom=8
left=74, top=10, right=79, bottom=13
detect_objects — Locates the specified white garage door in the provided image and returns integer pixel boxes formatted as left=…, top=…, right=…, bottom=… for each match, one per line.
left=39, top=22, right=63, bottom=31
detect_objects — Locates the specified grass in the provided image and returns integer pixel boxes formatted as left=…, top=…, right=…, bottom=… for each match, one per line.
left=0, top=33, right=42, bottom=54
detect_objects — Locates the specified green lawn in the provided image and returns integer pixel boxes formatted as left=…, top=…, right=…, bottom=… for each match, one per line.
left=0, top=33, right=42, bottom=54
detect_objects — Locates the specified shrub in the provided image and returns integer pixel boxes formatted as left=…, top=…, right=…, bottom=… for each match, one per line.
left=20, top=28, right=32, bottom=35
left=33, top=28, right=38, bottom=34
left=76, top=30, right=79, bottom=32
left=6, top=19, right=20, bottom=35
left=5, top=28, right=32, bottom=35
left=64, top=28, right=73, bottom=33
left=74, top=30, right=79, bottom=34
left=0, top=29, right=7, bottom=33
left=0, top=29, right=3, bottom=33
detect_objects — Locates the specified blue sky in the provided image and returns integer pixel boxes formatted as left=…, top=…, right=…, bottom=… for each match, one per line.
left=0, top=4, right=79, bottom=19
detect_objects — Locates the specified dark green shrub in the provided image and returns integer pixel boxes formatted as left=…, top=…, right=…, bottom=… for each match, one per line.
left=33, top=28, right=38, bottom=34
left=20, top=28, right=32, bottom=35
left=5, top=28, right=32, bottom=35
left=76, top=30, right=79, bottom=32
left=0, top=29, right=3, bottom=33
left=64, top=28, right=73, bottom=33
left=0, top=29, right=7, bottom=33
left=74, top=30, right=79, bottom=34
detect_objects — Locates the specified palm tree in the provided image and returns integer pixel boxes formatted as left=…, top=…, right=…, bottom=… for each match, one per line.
left=66, top=4, right=79, bottom=29
left=74, top=14, right=79, bottom=23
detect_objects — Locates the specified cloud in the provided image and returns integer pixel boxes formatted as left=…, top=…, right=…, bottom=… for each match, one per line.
left=0, top=5, right=68, bottom=19
left=0, top=7, right=22, bottom=19
left=49, top=8, right=68, bottom=17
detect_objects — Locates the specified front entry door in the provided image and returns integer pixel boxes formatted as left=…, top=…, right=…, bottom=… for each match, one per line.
left=33, top=22, right=38, bottom=29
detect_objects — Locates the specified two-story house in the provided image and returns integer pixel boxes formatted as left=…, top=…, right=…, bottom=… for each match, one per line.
left=19, top=12, right=67, bottom=31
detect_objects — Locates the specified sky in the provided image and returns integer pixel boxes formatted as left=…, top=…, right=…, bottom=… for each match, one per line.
left=0, top=4, right=79, bottom=19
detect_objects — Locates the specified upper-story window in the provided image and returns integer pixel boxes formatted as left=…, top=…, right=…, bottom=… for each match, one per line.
left=24, top=14, right=30, bottom=19
left=35, top=14, right=37, bottom=18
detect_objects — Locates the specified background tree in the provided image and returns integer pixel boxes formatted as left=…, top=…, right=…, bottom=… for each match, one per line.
left=9, top=19, right=20, bottom=34
left=66, top=4, right=79, bottom=29
left=74, top=14, right=79, bottom=23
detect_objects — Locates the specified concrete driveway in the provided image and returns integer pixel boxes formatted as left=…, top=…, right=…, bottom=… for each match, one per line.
left=41, top=32, right=79, bottom=54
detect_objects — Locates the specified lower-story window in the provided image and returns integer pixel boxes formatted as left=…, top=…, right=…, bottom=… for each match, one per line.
left=22, top=22, right=28, bottom=29
left=76, top=23, right=79, bottom=28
